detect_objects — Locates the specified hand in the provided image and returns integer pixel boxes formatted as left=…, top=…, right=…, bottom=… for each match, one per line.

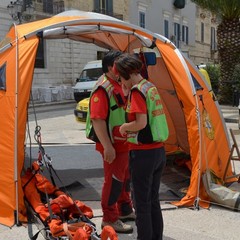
left=103, top=144, right=116, bottom=164
left=119, top=124, right=127, bottom=137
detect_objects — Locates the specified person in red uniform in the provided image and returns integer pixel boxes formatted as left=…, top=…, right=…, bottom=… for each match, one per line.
left=114, top=53, right=168, bottom=240
left=88, top=50, right=135, bottom=234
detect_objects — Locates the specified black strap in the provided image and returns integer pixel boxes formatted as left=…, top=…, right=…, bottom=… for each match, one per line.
left=22, top=170, right=38, bottom=190
left=48, top=163, right=56, bottom=187
left=110, top=104, right=118, bottom=111
left=44, top=185, right=54, bottom=221
left=114, top=92, right=125, bottom=106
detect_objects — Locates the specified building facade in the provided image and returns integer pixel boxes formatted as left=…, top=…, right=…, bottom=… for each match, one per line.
left=129, top=0, right=218, bottom=65
left=0, top=0, right=130, bottom=101
left=0, top=0, right=218, bottom=102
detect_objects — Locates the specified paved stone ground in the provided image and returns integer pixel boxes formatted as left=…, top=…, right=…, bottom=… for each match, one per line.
left=0, top=103, right=240, bottom=240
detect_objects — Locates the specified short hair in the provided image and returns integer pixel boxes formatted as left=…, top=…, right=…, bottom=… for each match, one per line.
left=114, top=53, right=142, bottom=80
left=102, top=50, right=122, bottom=73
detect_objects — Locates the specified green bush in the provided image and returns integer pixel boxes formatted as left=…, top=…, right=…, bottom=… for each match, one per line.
left=201, top=64, right=240, bottom=105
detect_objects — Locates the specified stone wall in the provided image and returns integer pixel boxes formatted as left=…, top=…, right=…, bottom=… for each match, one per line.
left=32, top=39, right=106, bottom=102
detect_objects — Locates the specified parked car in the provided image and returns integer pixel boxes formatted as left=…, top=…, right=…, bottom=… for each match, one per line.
left=72, top=60, right=102, bottom=102
left=74, top=97, right=89, bottom=122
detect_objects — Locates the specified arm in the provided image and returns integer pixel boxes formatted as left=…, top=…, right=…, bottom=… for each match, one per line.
left=91, top=118, right=116, bottom=163
left=119, top=113, right=147, bottom=136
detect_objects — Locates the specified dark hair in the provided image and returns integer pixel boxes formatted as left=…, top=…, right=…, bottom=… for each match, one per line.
left=102, top=50, right=122, bottom=73
left=114, top=53, right=142, bottom=80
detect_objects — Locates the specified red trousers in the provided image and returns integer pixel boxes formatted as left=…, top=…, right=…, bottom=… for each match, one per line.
left=101, top=151, right=133, bottom=222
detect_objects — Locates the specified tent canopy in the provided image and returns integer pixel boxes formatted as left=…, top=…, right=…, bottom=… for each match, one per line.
left=0, top=10, right=231, bottom=227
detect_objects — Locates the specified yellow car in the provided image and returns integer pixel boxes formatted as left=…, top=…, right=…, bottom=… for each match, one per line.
left=74, top=97, right=89, bottom=122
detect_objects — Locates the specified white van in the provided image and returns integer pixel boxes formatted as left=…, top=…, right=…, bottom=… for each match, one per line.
left=73, top=60, right=102, bottom=102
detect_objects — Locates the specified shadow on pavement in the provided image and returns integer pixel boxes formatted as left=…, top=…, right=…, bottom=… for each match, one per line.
left=25, top=145, right=190, bottom=202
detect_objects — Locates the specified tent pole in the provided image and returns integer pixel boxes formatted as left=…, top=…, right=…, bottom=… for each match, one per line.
left=13, top=23, right=19, bottom=226
left=194, top=105, right=202, bottom=210
left=174, top=49, right=202, bottom=209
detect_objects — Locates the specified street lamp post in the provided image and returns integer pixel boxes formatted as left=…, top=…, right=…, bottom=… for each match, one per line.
left=7, top=0, right=34, bottom=24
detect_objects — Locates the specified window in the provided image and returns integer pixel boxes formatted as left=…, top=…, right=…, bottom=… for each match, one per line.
left=53, top=1, right=65, bottom=14
left=35, top=38, right=45, bottom=68
left=138, top=3, right=147, bottom=29
left=97, top=51, right=107, bottom=60
left=0, top=62, right=6, bottom=91
left=174, top=22, right=180, bottom=47
left=139, top=12, right=145, bottom=28
left=211, top=27, right=217, bottom=51
left=201, top=22, right=204, bottom=43
left=43, top=0, right=53, bottom=14
left=94, top=0, right=113, bottom=15
left=182, top=25, right=189, bottom=45
left=164, top=20, right=169, bottom=38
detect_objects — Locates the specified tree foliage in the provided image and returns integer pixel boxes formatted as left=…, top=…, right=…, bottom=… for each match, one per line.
left=191, top=0, right=240, bottom=19
left=191, top=0, right=240, bottom=104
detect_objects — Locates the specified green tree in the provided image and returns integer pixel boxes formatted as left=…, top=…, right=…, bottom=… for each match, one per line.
left=191, top=0, right=240, bottom=104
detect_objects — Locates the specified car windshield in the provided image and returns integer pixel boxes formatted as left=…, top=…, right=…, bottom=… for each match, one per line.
left=78, top=68, right=102, bottom=82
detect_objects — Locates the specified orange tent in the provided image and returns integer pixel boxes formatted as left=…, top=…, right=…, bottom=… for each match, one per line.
left=0, top=10, right=232, bottom=227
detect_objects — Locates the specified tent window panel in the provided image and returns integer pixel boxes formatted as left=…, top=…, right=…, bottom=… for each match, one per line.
left=35, top=38, right=45, bottom=69
left=0, top=62, right=7, bottom=91
left=191, top=73, right=203, bottom=91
